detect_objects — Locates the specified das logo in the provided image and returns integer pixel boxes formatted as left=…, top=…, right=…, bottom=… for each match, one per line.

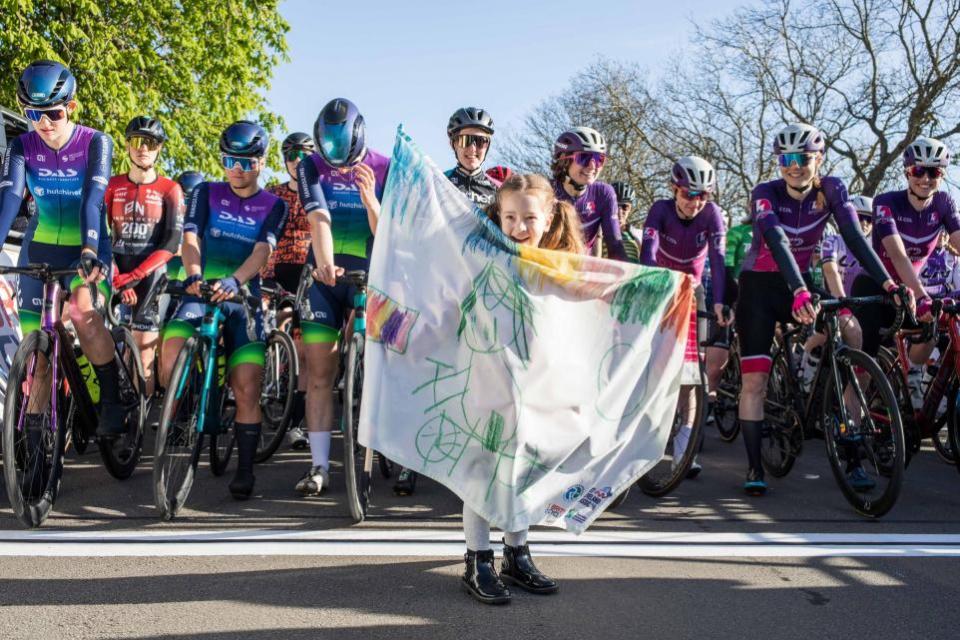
left=37, top=168, right=78, bottom=178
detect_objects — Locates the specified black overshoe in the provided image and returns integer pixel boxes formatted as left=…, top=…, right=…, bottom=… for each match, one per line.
left=500, top=541, right=559, bottom=594
left=462, top=549, right=511, bottom=605
left=229, top=423, right=259, bottom=500
left=96, top=401, right=128, bottom=438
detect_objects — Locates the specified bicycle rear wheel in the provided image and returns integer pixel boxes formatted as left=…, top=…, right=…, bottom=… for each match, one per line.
left=761, top=350, right=802, bottom=478
left=639, top=383, right=705, bottom=497
left=98, top=327, right=146, bottom=480
left=714, top=345, right=741, bottom=442
left=209, top=387, right=235, bottom=476
left=153, top=336, right=204, bottom=521
left=822, top=348, right=905, bottom=518
left=2, top=331, right=68, bottom=528
left=342, top=332, right=371, bottom=522
left=876, top=347, right=920, bottom=466
left=254, top=329, right=297, bottom=463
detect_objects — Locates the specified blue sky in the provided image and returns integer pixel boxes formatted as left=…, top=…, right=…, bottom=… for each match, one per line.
left=265, top=0, right=744, bottom=169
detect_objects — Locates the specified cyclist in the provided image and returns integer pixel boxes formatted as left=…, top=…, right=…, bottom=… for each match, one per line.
left=263, top=132, right=316, bottom=451
left=921, top=230, right=959, bottom=298
left=738, top=123, right=897, bottom=496
left=486, top=165, right=513, bottom=186
left=610, top=181, right=640, bottom=262
left=640, top=156, right=729, bottom=478
left=444, top=107, right=498, bottom=208
left=0, top=60, right=125, bottom=438
left=462, top=173, right=579, bottom=605
left=167, top=171, right=205, bottom=283
left=106, top=116, right=184, bottom=398
left=296, top=98, right=390, bottom=496
left=851, top=136, right=960, bottom=393
left=160, top=120, right=288, bottom=500
left=725, top=211, right=753, bottom=280
left=551, top=127, right=627, bottom=260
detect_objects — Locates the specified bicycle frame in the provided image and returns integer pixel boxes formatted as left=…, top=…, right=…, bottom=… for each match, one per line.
left=172, top=304, right=224, bottom=435
left=893, top=314, right=960, bottom=435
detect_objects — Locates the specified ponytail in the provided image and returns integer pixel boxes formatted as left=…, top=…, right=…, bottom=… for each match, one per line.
left=812, top=174, right=826, bottom=210
left=541, top=200, right=585, bottom=254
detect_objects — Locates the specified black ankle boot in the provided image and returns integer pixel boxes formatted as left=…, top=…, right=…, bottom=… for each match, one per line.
left=229, top=423, right=259, bottom=500
left=462, top=549, right=511, bottom=605
left=500, top=541, right=559, bottom=594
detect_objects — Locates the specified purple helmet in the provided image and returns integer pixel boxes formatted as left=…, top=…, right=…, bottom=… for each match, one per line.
left=314, top=98, right=366, bottom=167
left=773, top=123, right=825, bottom=154
left=903, top=136, right=951, bottom=168
left=553, top=126, right=606, bottom=159
left=671, top=156, right=716, bottom=192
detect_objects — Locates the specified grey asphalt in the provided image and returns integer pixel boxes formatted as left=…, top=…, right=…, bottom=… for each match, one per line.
left=1, top=425, right=959, bottom=639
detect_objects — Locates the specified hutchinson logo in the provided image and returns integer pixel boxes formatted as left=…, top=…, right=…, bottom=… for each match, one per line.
left=563, top=485, right=584, bottom=501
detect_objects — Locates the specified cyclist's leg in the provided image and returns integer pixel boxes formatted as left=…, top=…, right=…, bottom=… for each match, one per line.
left=16, top=265, right=52, bottom=413
left=159, top=299, right=203, bottom=388
left=223, top=302, right=266, bottom=499
left=297, top=280, right=348, bottom=494
left=130, top=271, right=164, bottom=396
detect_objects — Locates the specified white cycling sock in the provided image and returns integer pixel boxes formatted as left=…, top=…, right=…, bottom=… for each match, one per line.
left=463, top=505, right=491, bottom=551
left=504, top=529, right=528, bottom=547
left=308, top=431, right=332, bottom=470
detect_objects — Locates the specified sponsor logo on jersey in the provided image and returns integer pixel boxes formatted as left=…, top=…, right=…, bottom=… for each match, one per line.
left=696, top=231, right=707, bottom=246
left=221, top=199, right=231, bottom=206
left=36, top=154, right=45, bottom=162
left=33, top=186, right=44, bottom=197
left=92, top=176, right=108, bottom=186
left=876, top=205, right=893, bottom=219
left=643, top=227, right=657, bottom=239
left=210, top=227, right=222, bottom=238
left=217, top=211, right=256, bottom=226
left=37, top=168, right=78, bottom=179
left=755, top=198, right=773, bottom=213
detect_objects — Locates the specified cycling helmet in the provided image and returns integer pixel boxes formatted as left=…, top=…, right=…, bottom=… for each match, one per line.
left=314, top=98, right=366, bottom=167
left=447, top=107, right=495, bottom=137
left=611, top=181, right=636, bottom=204
left=177, top=171, right=204, bottom=196
left=671, top=156, right=717, bottom=192
left=486, top=166, right=513, bottom=183
left=281, top=132, right=315, bottom=156
left=125, top=116, right=167, bottom=142
left=850, top=195, right=874, bottom=217
left=16, top=60, right=77, bottom=107
left=219, top=120, right=269, bottom=157
left=553, top=126, right=607, bottom=159
left=903, top=136, right=951, bottom=168
left=773, top=123, right=826, bottom=154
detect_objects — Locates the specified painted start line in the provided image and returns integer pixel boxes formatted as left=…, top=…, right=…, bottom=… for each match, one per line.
left=1, top=529, right=960, bottom=557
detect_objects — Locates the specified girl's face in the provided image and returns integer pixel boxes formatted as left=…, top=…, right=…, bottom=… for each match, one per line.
left=779, top=152, right=822, bottom=190
left=499, top=191, right=553, bottom=247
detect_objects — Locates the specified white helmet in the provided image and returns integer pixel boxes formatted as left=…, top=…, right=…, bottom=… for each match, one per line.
left=553, top=126, right=607, bottom=158
left=671, top=156, right=716, bottom=192
left=903, top=136, right=951, bottom=168
left=773, top=123, right=826, bottom=154
left=849, top=195, right=873, bottom=217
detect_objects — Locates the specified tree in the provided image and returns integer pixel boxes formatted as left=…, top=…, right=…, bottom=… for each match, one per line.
left=0, top=0, right=289, bottom=176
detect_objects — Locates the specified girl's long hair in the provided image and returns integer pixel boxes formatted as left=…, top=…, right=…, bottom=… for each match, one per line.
left=488, top=173, right=585, bottom=254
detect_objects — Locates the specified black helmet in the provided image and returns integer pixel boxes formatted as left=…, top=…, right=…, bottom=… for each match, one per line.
left=611, top=181, right=636, bottom=205
left=219, top=120, right=269, bottom=157
left=17, top=60, right=76, bottom=107
left=447, top=107, right=494, bottom=137
left=125, top=115, right=167, bottom=142
left=281, top=132, right=315, bottom=156
left=176, top=171, right=204, bottom=196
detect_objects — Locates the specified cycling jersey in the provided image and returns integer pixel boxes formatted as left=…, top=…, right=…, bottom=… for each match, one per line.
left=725, top=222, right=753, bottom=277
left=553, top=180, right=627, bottom=260
left=820, top=234, right=862, bottom=295
left=640, top=199, right=727, bottom=304
left=263, top=182, right=311, bottom=280
left=183, top=182, right=288, bottom=296
left=872, top=190, right=960, bottom=282
left=920, top=246, right=958, bottom=297
left=298, top=150, right=390, bottom=270
left=603, top=226, right=640, bottom=263
left=106, top=174, right=183, bottom=259
left=445, top=167, right=497, bottom=208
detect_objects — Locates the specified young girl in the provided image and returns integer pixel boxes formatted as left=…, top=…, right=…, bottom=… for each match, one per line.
left=460, top=173, right=582, bottom=605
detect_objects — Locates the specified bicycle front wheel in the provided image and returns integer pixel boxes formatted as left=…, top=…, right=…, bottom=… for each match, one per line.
left=639, top=383, right=705, bottom=497
left=714, top=345, right=741, bottom=442
left=153, top=336, right=204, bottom=521
left=761, top=350, right=802, bottom=478
left=2, top=331, right=68, bottom=528
left=342, top=332, right=371, bottom=522
left=254, top=329, right=298, bottom=463
left=822, top=348, right=905, bottom=518
left=98, top=327, right=146, bottom=480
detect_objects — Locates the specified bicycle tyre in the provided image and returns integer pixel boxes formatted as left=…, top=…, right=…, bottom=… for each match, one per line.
left=209, top=388, right=235, bottom=476
left=639, top=383, right=705, bottom=497
left=714, top=345, right=741, bottom=442
left=98, top=327, right=146, bottom=480
left=822, top=347, right=905, bottom=518
left=876, top=347, right=920, bottom=467
left=343, top=332, right=371, bottom=522
left=761, top=349, right=802, bottom=478
left=2, top=331, right=68, bottom=528
left=254, top=329, right=298, bottom=463
left=153, top=336, right=204, bottom=521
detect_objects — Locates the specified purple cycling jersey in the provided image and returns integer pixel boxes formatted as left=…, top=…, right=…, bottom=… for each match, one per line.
left=872, top=190, right=960, bottom=283
left=920, top=246, right=957, bottom=297
left=742, top=177, right=858, bottom=274
left=553, top=180, right=626, bottom=260
left=639, top=199, right=727, bottom=303
left=820, top=234, right=863, bottom=294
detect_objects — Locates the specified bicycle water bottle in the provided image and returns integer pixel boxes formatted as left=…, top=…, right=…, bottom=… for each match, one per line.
left=74, top=348, right=101, bottom=404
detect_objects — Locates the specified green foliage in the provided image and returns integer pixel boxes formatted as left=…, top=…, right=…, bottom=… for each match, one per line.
left=0, top=0, right=289, bottom=177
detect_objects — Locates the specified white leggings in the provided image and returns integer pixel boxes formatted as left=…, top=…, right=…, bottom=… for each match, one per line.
left=463, top=504, right=528, bottom=551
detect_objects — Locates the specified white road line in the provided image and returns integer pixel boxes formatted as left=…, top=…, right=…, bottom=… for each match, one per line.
left=1, top=529, right=960, bottom=557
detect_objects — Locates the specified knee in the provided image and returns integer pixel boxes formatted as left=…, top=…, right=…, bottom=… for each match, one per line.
left=741, top=375, right=766, bottom=397
left=231, top=374, right=261, bottom=407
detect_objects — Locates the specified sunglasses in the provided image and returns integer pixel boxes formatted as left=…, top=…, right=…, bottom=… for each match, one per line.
left=617, top=203, right=631, bottom=210
left=23, top=106, right=68, bottom=123
left=221, top=154, right=259, bottom=172
left=678, top=187, right=709, bottom=201
left=909, top=165, right=944, bottom=180
left=127, top=136, right=162, bottom=151
left=778, top=152, right=817, bottom=168
left=858, top=214, right=873, bottom=224
left=284, top=149, right=310, bottom=163
left=569, top=151, right=606, bottom=168
left=453, top=134, right=491, bottom=150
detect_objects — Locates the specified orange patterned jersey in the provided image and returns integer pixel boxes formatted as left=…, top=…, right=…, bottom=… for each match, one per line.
left=263, top=183, right=310, bottom=278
